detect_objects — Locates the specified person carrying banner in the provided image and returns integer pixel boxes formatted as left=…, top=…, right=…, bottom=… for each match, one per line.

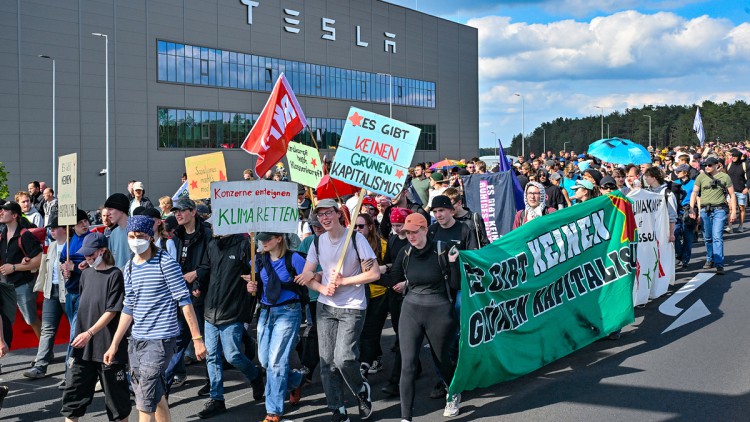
left=689, top=156, right=737, bottom=275
left=388, top=212, right=462, bottom=420
left=643, top=166, right=677, bottom=243
left=294, top=199, right=380, bottom=422
left=512, top=182, right=557, bottom=229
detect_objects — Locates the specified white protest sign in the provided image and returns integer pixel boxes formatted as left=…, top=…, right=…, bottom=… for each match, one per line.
left=57, top=153, right=78, bottom=226
left=210, top=180, right=298, bottom=236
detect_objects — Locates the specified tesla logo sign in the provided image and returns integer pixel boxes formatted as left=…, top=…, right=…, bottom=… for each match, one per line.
left=241, top=0, right=397, bottom=53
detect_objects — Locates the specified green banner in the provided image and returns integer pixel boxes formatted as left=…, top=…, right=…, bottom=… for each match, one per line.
left=450, top=192, right=638, bottom=394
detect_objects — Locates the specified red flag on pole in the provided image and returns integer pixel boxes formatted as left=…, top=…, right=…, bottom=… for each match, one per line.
left=241, top=73, right=307, bottom=177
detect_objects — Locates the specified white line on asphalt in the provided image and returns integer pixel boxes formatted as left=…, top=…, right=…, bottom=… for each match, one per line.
left=659, top=272, right=715, bottom=333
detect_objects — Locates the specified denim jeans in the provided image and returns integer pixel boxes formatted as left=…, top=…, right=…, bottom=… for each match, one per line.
left=674, top=218, right=695, bottom=264
left=258, top=303, right=303, bottom=415
left=204, top=321, right=260, bottom=401
left=65, top=292, right=80, bottom=365
left=316, top=303, right=366, bottom=410
left=700, top=207, right=727, bottom=266
left=34, top=285, right=70, bottom=371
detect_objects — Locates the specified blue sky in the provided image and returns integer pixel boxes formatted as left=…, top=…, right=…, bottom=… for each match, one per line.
left=385, top=0, right=750, bottom=150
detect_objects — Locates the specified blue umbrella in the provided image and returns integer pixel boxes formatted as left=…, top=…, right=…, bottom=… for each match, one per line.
left=587, top=137, right=651, bottom=165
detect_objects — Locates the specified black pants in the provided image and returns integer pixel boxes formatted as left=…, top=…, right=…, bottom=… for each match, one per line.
left=61, top=359, right=131, bottom=421
left=359, top=294, right=389, bottom=365
left=299, top=301, right=319, bottom=372
left=398, top=294, right=457, bottom=420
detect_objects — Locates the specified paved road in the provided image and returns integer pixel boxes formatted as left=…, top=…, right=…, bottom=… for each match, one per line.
left=2, top=229, right=750, bottom=421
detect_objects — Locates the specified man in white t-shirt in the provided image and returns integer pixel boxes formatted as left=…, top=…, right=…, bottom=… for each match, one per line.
left=295, top=199, right=380, bottom=421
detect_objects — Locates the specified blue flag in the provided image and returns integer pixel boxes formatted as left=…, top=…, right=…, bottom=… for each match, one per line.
left=498, top=140, right=524, bottom=211
left=461, top=172, right=518, bottom=241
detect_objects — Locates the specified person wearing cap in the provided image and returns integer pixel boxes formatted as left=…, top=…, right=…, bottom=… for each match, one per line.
left=427, top=172, right=449, bottom=210
left=513, top=182, right=558, bottom=230
left=689, top=156, right=737, bottom=275
left=379, top=207, right=418, bottom=397
left=361, top=195, right=380, bottom=221
left=548, top=171, right=572, bottom=207
left=0, top=201, right=44, bottom=339
left=61, top=233, right=131, bottom=421
left=104, top=193, right=133, bottom=269
left=427, top=195, right=478, bottom=252
left=104, top=215, right=206, bottom=421
left=725, top=149, right=750, bottom=232
left=128, top=181, right=154, bottom=216
left=599, top=176, right=618, bottom=195
left=166, top=196, right=212, bottom=391
left=198, top=232, right=263, bottom=418
left=673, top=164, right=696, bottom=269
left=388, top=212, right=463, bottom=419
left=23, top=217, right=72, bottom=379
left=571, top=179, right=600, bottom=203
left=537, top=169, right=567, bottom=210
left=293, top=198, right=380, bottom=422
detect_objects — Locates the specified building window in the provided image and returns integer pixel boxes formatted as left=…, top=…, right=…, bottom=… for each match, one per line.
left=156, top=40, right=436, bottom=109
left=412, top=124, right=437, bottom=151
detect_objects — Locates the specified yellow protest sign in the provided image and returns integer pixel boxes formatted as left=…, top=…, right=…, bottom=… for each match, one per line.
left=185, top=152, right=228, bottom=199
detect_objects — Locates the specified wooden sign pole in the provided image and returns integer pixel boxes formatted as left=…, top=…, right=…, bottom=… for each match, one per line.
left=334, top=188, right=366, bottom=274
left=250, top=232, right=256, bottom=296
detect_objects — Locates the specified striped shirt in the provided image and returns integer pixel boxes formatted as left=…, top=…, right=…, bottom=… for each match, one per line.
left=122, top=250, right=191, bottom=340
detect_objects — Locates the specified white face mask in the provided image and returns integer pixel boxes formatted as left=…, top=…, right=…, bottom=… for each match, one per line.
left=128, top=238, right=150, bottom=255
left=91, top=252, right=104, bottom=269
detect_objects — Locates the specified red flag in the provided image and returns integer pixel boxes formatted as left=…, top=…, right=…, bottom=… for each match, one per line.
left=241, top=73, right=307, bottom=177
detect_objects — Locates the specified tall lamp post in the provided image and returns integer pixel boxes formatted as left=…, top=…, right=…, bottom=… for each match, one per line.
left=595, top=106, right=604, bottom=139
left=514, top=93, right=524, bottom=158
left=38, top=55, right=56, bottom=192
left=92, top=32, right=110, bottom=197
left=605, top=123, right=610, bottom=138
left=643, top=114, right=652, bottom=149
left=563, top=141, right=571, bottom=153
left=377, top=72, right=392, bottom=118
left=542, top=128, right=546, bottom=154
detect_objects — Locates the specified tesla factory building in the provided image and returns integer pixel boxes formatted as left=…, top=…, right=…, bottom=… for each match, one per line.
left=1, top=0, right=478, bottom=210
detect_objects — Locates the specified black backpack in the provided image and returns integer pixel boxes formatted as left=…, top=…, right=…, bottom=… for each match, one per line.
left=255, top=250, right=310, bottom=307
left=402, top=240, right=453, bottom=303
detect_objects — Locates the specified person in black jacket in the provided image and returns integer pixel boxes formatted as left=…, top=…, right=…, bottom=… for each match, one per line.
left=389, top=213, right=462, bottom=420
left=165, top=197, right=212, bottom=391
left=196, top=233, right=263, bottom=419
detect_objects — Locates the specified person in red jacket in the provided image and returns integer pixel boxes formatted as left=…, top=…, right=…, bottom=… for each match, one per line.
left=513, top=182, right=557, bottom=229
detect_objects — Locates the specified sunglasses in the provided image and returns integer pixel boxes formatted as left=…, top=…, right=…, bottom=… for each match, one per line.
left=602, top=184, right=617, bottom=190
left=354, top=224, right=367, bottom=229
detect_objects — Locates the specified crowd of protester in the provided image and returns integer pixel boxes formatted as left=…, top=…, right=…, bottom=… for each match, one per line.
left=0, top=140, right=747, bottom=421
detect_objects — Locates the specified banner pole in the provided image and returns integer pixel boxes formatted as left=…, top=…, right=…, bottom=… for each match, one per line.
left=307, top=187, right=316, bottom=208
left=334, top=188, right=366, bottom=274
left=250, top=232, right=256, bottom=297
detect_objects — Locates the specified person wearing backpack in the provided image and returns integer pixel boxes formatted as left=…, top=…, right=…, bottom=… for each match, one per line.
left=0, top=201, right=44, bottom=339
left=388, top=212, right=462, bottom=420
left=246, top=232, right=307, bottom=422
left=725, top=149, right=750, bottom=232
left=195, top=233, right=264, bottom=418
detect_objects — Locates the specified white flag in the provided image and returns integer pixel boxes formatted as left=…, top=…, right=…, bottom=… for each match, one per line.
left=693, top=107, right=705, bottom=146
left=172, top=180, right=189, bottom=201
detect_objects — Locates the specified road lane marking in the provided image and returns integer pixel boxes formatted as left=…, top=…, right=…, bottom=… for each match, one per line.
left=659, top=272, right=714, bottom=333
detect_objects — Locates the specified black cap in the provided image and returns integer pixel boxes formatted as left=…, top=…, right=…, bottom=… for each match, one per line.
left=705, top=157, right=720, bottom=166
left=164, top=215, right=178, bottom=232
left=600, top=176, right=616, bottom=188
left=731, top=149, right=743, bottom=157
left=104, top=193, right=130, bottom=214
left=0, top=201, right=22, bottom=217
left=674, top=164, right=691, bottom=173
left=135, top=207, right=162, bottom=219
left=46, top=216, right=60, bottom=229
left=431, top=195, right=453, bottom=210
left=256, top=232, right=282, bottom=242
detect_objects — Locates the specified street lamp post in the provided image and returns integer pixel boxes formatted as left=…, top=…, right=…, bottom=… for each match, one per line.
left=563, top=141, right=571, bottom=153
left=38, top=55, right=56, bottom=192
left=542, top=128, right=546, bottom=154
left=92, top=32, right=110, bottom=197
left=643, top=114, right=652, bottom=149
left=605, top=123, right=610, bottom=138
left=595, top=106, right=604, bottom=139
left=377, top=72, right=392, bottom=118
left=514, top=93, right=524, bottom=158
left=491, top=131, right=497, bottom=155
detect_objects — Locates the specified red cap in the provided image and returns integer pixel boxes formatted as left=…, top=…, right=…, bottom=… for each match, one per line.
left=389, top=207, right=413, bottom=224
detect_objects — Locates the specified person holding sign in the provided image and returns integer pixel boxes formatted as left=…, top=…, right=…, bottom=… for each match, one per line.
left=387, top=213, right=462, bottom=420
left=294, top=199, right=380, bottom=422
left=246, top=232, right=307, bottom=422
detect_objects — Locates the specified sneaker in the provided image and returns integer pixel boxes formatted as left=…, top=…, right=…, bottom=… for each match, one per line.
left=381, top=382, right=399, bottom=396
left=23, top=366, right=46, bottom=379
left=289, top=384, right=302, bottom=405
left=430, top=381, right=447, bottom=399
left=0, top=385, right=7, bottom=410
left=197, top=381, right=211, bottom=397
left=172, top=374, right=187, bottom=388
left=681, top=261, right=689, bottom=269
left=703, top=261, right=714, bottom=269
left=368, top=359, right=383, bottom=374
left=360, top=362, right=370, bottom=379
left=331, top=409, right=350, bottom=422
left=357, top=381, right=373, bottom=419
left=716, top=266, right=725, bottom=275
left=197, top=399, right=227, bottom=419
left=443, top=392, right=461, bottom=417
left=251, top=372, right=265, bottom=401
left=263, top=415, right=281, bottom=422
left=738, top=226, right=745, bottom=233
left=725, top=226, right=733, bottom=234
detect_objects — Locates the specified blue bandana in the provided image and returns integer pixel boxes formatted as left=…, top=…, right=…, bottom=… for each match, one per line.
left=127, top=215, right=155, bottom=237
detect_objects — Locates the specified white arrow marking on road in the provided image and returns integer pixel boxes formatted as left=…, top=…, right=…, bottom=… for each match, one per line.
left=659, top=272, right=715, bottom=334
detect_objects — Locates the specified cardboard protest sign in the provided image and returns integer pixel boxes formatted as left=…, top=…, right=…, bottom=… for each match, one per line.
left=329, top=107, right=420, bottom=197
left=57, top=153, right=78, bottom=226
left=185, top=152, right=228, bottom=199
left=210, top=180, right=298, bottom=236
left=287, top=142, right=324, bottom=188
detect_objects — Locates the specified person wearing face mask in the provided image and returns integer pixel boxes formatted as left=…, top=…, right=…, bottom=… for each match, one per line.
left=135, top=207, right=177, bottom=261
left=61, top=233, right=131, bottom=422
left=104, top=215, right=206, bottom=422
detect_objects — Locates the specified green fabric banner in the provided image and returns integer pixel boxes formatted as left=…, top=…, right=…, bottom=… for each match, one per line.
left=450, top=192, right=638, bottom=394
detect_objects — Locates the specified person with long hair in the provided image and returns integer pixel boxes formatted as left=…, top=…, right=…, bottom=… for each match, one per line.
left=355, top=213, right=389, bottom=376
left=388, top=213, right=462, bottom=420
left=571, top=179, right=600, bottom=203
left=246, top=233, right=307, bottom=422
left=103, top=215, right=206, bottom=422
left=61, top=232, right=131, bottom=421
